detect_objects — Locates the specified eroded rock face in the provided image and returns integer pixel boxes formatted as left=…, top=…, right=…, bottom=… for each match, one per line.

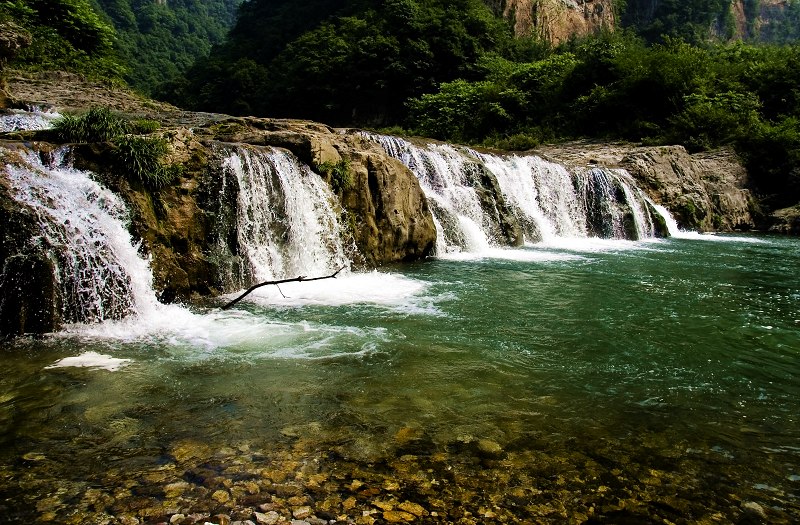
left=770, top=205, right=800, bottom=235
left=195, top=118, right=437, bottom=267
left=487, top=0, right=616, bottom=43
left=536, top=142, right=756, bottom=232
left=621, top=146, right=755, bottom=231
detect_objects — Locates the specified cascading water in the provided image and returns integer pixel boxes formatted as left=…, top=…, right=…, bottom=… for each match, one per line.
left=367, top=135, right=497, bottom=254
left=0, top=106, right=60, bottom=133
left=365, top=133, right=671, bottom=252
left=2, top=147, right=158, bottom=323
left=215, top=145, right=351, bottom=284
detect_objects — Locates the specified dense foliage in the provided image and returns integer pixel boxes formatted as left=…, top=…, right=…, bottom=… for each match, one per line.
left=94, top=0, right=240, bottom=94
left=163, top=0, right=535, bottom=124
left=0, top=0, right=124, bottom=79
left=621, top=0, right=800, bottom=44
left=408, top=32, right=800, bottom=209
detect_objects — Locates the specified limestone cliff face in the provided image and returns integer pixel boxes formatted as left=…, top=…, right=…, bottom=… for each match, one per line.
left=485, top=0, right=616, bottom=43
left=536, top=142, right=757, bottom=232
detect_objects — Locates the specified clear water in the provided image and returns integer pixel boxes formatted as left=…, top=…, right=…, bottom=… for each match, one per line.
left=1, top=235, right=798, bottom=523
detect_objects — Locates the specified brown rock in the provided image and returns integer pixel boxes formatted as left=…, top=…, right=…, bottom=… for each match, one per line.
left=382, top=510, right=415, bottom=523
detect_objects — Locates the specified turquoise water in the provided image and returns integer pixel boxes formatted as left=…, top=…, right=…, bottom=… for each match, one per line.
left=1, top=235, right=799, bottom=523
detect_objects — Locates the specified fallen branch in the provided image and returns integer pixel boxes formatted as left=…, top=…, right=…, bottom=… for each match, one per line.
left=220, top=267, right=346, bottom=310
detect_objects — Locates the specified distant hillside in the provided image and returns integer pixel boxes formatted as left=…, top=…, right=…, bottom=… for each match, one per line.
left=165, top=0, right=518, bottom=125
left=622, top=0, right=800, bottom=43
left=94, top=0, right=242, bottom=93
left=484, top=0, right=800, bottom=44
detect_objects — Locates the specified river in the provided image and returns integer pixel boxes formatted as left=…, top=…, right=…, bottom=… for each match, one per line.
left=1, top=234, right=798, bottom=523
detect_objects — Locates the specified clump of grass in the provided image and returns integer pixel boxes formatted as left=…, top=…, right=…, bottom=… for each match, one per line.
left=52, top=107, right=131, bottom=142
left=110, top=136, right=182, bottom=190
left=131, top=119, right=161, bottom=134
left=51, top=107, right=177, bottom=190
left=318, top=158, right=352, bottom=193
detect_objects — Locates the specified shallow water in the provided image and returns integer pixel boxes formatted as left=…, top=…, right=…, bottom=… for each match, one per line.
left=1, top=234, right=799, bottom=523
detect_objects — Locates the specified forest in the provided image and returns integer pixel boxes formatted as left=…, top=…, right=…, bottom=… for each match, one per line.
left=2, top=0, right=799, bottom=212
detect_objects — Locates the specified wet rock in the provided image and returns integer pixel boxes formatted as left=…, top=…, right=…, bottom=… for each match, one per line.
left=382, top=510, right=415, bottom=523
left=253, top=511, right=280, bottom=525
left=214, top=514, right=232, bottom=525
left=397, top=502, right=427, bottom=517
left=164, top=482, right=191, bottom=498
left=171, top=441, right=213, bottom=464
left=212, top=489, right=231, bottom=504
left=741, top=501, right=767, bottom=521
left=292, top=506, right=312, bottom=519
left=0, top=253, right=61, bottom=336
left=476, top=439, right=504, bottom=459
left=769, top=204, right=800, bottom=235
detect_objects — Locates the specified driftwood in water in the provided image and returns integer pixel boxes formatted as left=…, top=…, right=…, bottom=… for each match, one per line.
left=220, top=267, right=346, bottom=310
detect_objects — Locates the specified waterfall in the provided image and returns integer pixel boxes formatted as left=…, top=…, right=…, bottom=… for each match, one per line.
left=215, top=145, right=351, bottom=284
left=0, top=142, right=354, bottom=328
left=2, top=147, right=159, bottom=323
left=365, top=133, right=668, bottom=252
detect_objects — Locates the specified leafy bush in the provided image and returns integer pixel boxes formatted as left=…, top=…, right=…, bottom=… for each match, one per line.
left=667, top=91, right=762, bottom=151
left=487, top=132, right=542, bottom=152
left=2, top=0, right=124, bottom=80
left=408, top=80, right=520, bottom=142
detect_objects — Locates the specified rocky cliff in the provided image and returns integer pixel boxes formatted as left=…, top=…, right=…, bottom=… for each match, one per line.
left=484, top=0, right=616, bottom=43
left=536, top=141, right=757, bottom=232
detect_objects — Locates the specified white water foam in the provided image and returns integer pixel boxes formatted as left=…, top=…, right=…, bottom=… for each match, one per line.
left=64, top=305, right=394, bottom=359
left=220, top=146, right=351, bottom=281
left=365, top=133, right=666, bottom=256
left=437, top=246, right=583, bottom=262
left=230, top=270, right=428, bottom=308
left=45, top=351, right=132, bottom=371
left=0, top=107, right=60, bottom=133
left=531, top=237, right=665, bottom=253
left=4, top=147, right=161, bottom=322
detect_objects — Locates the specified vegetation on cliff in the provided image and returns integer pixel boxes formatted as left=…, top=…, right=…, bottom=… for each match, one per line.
left=161, top=0, right=533, bottom=124
left=52, top=106, right=181, bottom=189
left=93, top=0, right=241, bottom=94
left=0, top=0, right=123, bottom=79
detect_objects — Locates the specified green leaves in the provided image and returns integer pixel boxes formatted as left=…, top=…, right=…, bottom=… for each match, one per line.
left=2, top=0, right=124, bottom=79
